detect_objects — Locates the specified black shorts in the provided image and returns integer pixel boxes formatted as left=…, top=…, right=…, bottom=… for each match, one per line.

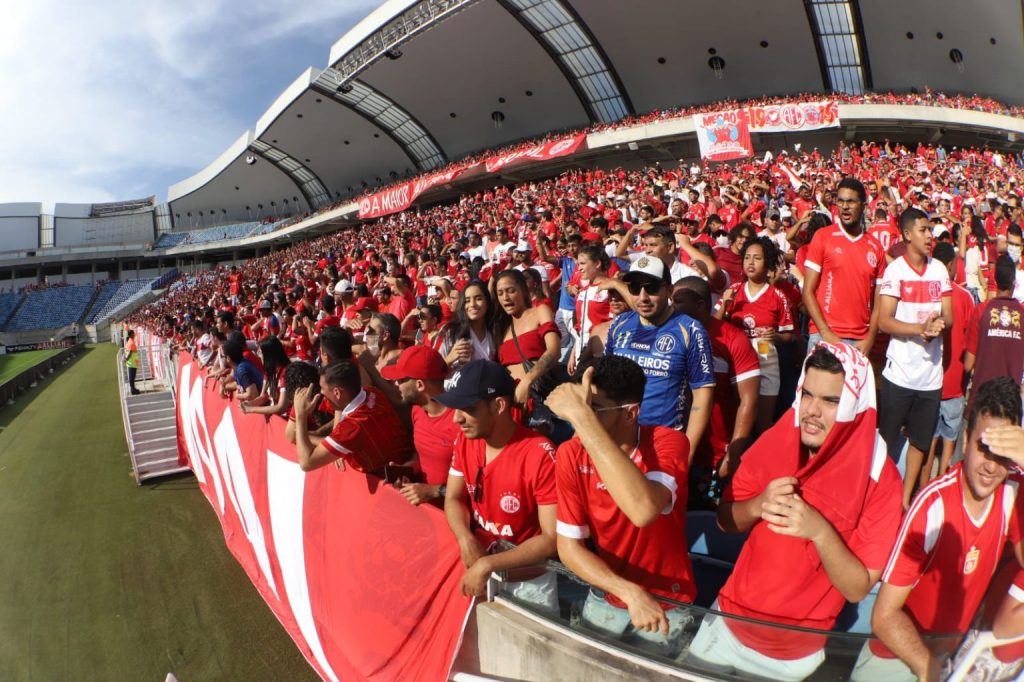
left=877, top=377, right=942, bottom=458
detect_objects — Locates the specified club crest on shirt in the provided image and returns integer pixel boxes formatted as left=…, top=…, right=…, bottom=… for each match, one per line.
left=867, top=251, right=878, bottom=268
left=499, top=493, right=521, bottom=514
left=963, top=546, right=980, bottom=575
left=655, top=334, right=676, bottom=353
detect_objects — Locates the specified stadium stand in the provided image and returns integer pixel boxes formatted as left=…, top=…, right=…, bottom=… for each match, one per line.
left=153, top=219, right=288, bottom=249
left=153, top=232, right=188, bottom=249
left=87, top=278, right=160, bottom=324
left=0, top=292, right=23, bottom=327
left=6, top=285, right=95, bottom=331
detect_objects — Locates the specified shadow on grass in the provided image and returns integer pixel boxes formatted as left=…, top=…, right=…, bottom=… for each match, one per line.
left=0, top=345, right=94, bottom=430
left=144, top=471, right=198, bottom=492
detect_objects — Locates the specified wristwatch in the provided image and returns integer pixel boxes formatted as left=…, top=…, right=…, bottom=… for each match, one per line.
left=437, top=484, right=446, bottom=499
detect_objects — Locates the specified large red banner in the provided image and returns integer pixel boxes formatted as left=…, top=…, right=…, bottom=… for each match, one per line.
left=357, top=165, right=471, bottom=220
left=484, top=133, right=588, bottom=173
left=694, top=100, right=840, bottom=162
left=175, top=353, right=473, bottom=681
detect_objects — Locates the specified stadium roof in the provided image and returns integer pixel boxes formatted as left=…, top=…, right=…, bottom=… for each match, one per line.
left=167, top=0, right=1024, bottom=226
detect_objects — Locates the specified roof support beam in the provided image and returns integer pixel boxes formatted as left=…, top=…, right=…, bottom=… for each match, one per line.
left=313, top=70, right=447, bottom=171
left=248, top=140, right=333, bottom=211
left=497, top=0, right=633, bottom=124
left=803, top=0, right=872, bottom=94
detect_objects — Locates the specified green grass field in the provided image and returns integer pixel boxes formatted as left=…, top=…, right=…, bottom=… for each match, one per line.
left=0, top=344, right=317, bottom=681
left=0, top=348, right=63, bottom=384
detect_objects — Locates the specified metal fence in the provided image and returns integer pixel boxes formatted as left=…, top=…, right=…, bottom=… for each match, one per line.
left=0, top=344, right=85, bottom=407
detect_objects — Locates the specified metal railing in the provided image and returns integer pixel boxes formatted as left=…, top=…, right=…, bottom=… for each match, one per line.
left=0, top=344, right=84, bottom=407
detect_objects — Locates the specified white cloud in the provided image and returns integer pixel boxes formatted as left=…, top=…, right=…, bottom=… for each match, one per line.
left=0, top=0, right=375, bottom=210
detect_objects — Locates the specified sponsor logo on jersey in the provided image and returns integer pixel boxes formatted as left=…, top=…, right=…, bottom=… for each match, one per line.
left=473, top=508, right=514, bottom=537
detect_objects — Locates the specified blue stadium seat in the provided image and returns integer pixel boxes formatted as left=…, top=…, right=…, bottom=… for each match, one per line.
left=7, top=286, right=95, bottom=331
left=88, top=278, right=158, bottom=324
left=0, top=292, right=23, bottom=327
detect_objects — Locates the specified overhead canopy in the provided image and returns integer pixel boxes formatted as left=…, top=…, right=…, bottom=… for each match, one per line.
left=168, top=0, right=1024, bottom=227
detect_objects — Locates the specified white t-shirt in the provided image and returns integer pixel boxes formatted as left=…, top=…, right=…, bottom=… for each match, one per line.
left=879, top=256, right=951, bottom=391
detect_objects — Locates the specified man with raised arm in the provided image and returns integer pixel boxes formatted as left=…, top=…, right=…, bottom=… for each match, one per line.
left=547, top=356, right=695, bottom=657
left=689, top=343, right=902, bottom=681
left=855, top=377, right=1024, bottom=682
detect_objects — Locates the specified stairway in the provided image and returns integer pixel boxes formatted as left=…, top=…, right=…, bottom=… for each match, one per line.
left=124, top=391, right=189, bottom=482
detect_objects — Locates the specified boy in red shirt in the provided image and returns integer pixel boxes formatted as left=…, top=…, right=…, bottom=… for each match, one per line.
left=439, top=360, right=559, bottom=611
left=548, top=356, right=696, bottom=657
left=857, top=377, right=1024, bottom=681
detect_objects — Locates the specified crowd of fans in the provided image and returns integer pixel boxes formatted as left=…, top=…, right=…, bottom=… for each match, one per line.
left=260, top=88, right=1024, bottom=237
left=128, top=131, right=1024, bottom=680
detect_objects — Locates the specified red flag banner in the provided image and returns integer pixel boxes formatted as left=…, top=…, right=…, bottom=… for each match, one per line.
left=746, top=100, right=840, bottom=133
left=484, top=133, right=588, bottom=173
left=357, top=165, right=474, bottom=220
left=693, top=109, right=754, bottom=162
left=175, top=353, right=473, bottom=681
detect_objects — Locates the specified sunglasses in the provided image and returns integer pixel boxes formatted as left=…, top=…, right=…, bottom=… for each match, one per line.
left=474, top=466, right=484, bottom=503
left=627, top=280, right=662, bottom=296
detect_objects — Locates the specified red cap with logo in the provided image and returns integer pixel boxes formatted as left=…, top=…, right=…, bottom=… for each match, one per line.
left=380, top=345, right=448, bottom=381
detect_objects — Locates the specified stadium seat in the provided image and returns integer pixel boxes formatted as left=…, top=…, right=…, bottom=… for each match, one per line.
left=686, top=510, right=748, bottom=607
left=6, top=286, right=95, bottom=331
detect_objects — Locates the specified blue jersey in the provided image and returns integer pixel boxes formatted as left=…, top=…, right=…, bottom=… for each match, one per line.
left=557, top=256, right=578, bottom=311
left=606, top=311, right=715, bottom=429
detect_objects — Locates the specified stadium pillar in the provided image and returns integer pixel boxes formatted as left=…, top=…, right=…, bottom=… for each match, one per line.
left=135, top=259, right=141, bottom=278
left=90, top=262, right=96, bottom=285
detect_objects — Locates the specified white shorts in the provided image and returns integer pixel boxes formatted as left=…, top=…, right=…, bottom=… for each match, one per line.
left=754, top=340, right=781, bottom=397
left=849, top=641, right=917, bottom=682
left=687, top=604, right=825, bottom=681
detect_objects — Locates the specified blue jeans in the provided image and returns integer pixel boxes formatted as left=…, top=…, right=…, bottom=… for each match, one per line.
left=581, top=588, right=693, bottom=658
left=806, top=333, right=861, bottom=355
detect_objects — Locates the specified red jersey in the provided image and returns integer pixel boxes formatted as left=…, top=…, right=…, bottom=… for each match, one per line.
left=713, top=246, right=744, bottom=287
left=556, top=426, right=696, bottom=608
left=871, top=466, right=1021, bottom=658
left=804, top=226, right=887, bottom=339
left=941, top=283, right=975, bottom=400
left=314, top=315, right=339, bottom=336
left=321, top=388, right=412, bottom=473
left=792, top=197, right=815, bottom=220
left=726, top=282, right=794, bottom=338
left=868, top=220, right=900, bottom=253
left=410, top=404, right=461, bottom=486
left=573, top=283, right=611, bottom=338
left=718, top=204, right=740, bottom=231
left=292, top=328, right=313, bottom=362
left=449, top=425, right=557, bottom=549
left=698, top=318, right=761, bottom=468
left=718, top=440, right=903, bottom=659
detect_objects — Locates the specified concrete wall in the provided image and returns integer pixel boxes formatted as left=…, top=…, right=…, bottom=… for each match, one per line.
left=54, top=203, right=154, bottom=247
left=465, top=601, right=707, bottom=682
left=0, top=203, right=41, bottom=251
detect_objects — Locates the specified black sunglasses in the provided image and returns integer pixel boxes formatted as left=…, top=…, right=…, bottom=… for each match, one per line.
left=627, top=280, right=662, bottom=296
left=474, top=466, right=484, bottom=503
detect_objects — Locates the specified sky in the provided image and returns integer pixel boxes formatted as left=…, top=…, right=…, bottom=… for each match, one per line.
left=0, top=0, right=377, bottom=211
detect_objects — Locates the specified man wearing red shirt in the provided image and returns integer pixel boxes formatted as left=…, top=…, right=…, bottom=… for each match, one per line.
left=858, top=377, right=1024, bottom=681
left=293, top=360, right=412, bottom=474
left=803, top=178, right=887, bottom=355
left=672, top=276, right=760, bottom=505
left=385, top=274, right=417, bottom=322
left=548, top=357, right=696, bottom=657
left=690, top=344, right=902, bottom=680
left=313, top=295, right=340, bottom=338
left=868, top=207, right=900, bottom=254
left=792, top=184, right=816, bottom=220
left=440, top=360, right=559, bottom=610
left=964, top=255, right=1024, bottom=392
left=380, top=346, right=461, bottom=507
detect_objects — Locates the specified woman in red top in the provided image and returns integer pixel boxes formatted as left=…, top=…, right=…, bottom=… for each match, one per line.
left=492, top=269, right=561, bottom=409
left=718, top=236, right=794, bottom=435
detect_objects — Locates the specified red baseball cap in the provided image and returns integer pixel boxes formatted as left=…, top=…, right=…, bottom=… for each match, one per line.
left=380, top=345, right=447, bottom=381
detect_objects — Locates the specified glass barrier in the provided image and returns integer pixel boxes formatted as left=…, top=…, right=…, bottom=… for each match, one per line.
left=489, top=558, right=963, bottom=682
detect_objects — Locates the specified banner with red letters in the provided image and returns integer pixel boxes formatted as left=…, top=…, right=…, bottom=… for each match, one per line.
left=694, top=100, right=840, bottom=161
left=693, top=109, right=754, bottom=162
left=483, top=133, right=588, bottom=173
left=175, top=353, right=473, bottom=681
left=747, top=100, right=840, bottom=133
left=357, top=165, right=472, bottom=220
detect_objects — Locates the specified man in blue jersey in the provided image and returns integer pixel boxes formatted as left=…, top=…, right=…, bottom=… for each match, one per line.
left=605, top=256, right=715, bottom=457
